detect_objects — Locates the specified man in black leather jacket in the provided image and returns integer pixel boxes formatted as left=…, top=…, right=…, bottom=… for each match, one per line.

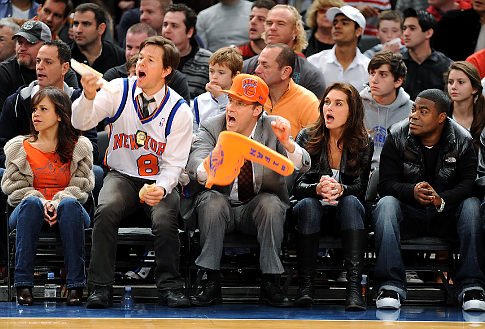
left=373, top=89, right=485, bottom=312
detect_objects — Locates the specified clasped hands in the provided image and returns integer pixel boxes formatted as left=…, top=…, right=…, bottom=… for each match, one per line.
left=44, top=201, right=57, bottom=227
left=413, top=181, right=441, bottom=207
left=316, top=175, right=343, bottom=205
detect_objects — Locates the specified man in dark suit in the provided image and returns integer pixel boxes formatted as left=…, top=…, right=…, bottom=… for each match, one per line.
left=186, top=73, right=311, bottom=307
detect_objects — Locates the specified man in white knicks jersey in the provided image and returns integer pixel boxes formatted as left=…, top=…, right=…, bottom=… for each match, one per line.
left=71, top=36, right=193, bottom=309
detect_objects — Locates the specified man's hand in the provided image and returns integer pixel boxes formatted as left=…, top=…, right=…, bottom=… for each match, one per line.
left=413, top=181, right=440, bottom=206
left=80, top=73, right=102, bottom=100
left=271, top=116, right=295, bottom=153
left=44, top=201, right=57, bottom=226
left=142, top=186, right=165, bottom=206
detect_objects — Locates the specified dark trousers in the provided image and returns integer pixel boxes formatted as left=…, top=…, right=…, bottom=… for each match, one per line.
left=88, top=171, right=183, bottom=290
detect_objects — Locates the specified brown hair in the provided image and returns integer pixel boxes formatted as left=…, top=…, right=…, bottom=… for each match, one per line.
left=305, top=82, right=368, bottom=173
left=30, top=87, right=79, bottom=164
left=139, top=35, right=180, bottom=82
left=447, top=61, right=485, bottom=146
left=209, top=47, right=243, bottom=76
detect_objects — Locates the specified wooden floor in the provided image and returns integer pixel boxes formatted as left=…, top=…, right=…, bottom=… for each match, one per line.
left=2, top=318, right=485, bottom=329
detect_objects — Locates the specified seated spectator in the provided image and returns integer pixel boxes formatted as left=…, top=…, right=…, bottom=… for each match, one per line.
left=304, top=0, right=344, bottom=57
left=466, top=49, right=485, bottom=79
left=255, top=43, right=320, bottom=138
left=192, top=47, right=243, bottom=131
left=71, top=3, right=124, bottom=76
left=2, top=87, right=94, bottom=306
left=432, top=0, right=484, bottom=61
left=243, top=4, right=326, bottom=99
left=72, top=36, right=193, bottom=309
left=308, top=5, right=370, bottom=92
left=373, top=89, right=485, bottom=311
left=0, top=18, right=19, bottom=62
left=343, top=0, right=391, bottom=37
left=0, top=0, right=39, bottom=19
left=364, top=11, right=406, bottom=59
left=196, top=0, right=252, bottom=52
left=162, top=4, right=211, bottom=99
left=427, top=0, right=471, bottom=21
left=237, top=0, right=276, bottom=60
left=401, top=9, right=452, bottom=100
left=0, top=20, right=78, bottom=111
left=103, top=23, right=190, bottom=104
left=477, top=127, right=485, bottom=210
left=446, top=61, right=485, bottom=149
left=186, top=74, right=310, bottom=307
left=35, top=0, right=73, bottom=40
left=292, top=82, right=373, bottom=310
left=362, top=51, right=412, bottom=168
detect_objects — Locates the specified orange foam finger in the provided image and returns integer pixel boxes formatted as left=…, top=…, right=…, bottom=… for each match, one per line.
left=203, top=131, right=294, bottom=188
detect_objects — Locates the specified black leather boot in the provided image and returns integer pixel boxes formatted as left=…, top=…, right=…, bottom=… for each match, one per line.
left=295, top=232, right=320, bottom=307
left=342, top=229, right=367, bottom=311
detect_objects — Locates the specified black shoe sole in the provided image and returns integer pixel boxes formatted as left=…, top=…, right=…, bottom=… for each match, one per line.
left=345, top=303, right=367, bottom=311
left=190, top=296, right=223, bottom=307
left=294, top=295, right=313, bottom=307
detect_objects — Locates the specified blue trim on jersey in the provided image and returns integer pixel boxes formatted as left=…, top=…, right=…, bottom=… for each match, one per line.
left=141, top=88, right=170, bottom=124
left=193, top=96, right=200, bottom=125
left=165, top=98, right=186, bottom=137
left=106, top=78, right=129, bottom=124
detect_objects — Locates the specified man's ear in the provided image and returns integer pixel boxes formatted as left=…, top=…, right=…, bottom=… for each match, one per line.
left=394, top=77, right=404, bottom=89
left=161, top=66, right=172, bottom=79
left=187, top=27, right=194, bottom=39
left=61, top=62, right=70, bottom=77
left=253, top=104, right=263, bottom=117
left=281, top=66, right=292, bottom=80
left=438, top=111, right=447, bottom=124
left=97, top=22, right=106, bottom=37
left=424, top=28, right=433, bottom=40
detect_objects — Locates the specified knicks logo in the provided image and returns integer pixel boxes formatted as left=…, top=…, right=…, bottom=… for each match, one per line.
left=242, top=78, right=257, bottom=98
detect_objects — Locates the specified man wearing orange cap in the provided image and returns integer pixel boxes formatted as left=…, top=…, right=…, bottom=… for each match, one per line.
left=186, top=73, right=311, bottom=307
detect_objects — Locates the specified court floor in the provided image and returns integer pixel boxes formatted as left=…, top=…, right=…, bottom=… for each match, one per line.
left=1, top=302, right=485, bottom=328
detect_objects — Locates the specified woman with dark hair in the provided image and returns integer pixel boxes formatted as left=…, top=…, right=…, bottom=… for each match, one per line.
left=447, top=61, right=485, bottom=149
left=1, top=87, right=94, bottom=306
left=292, top=82, right=373, bottom=310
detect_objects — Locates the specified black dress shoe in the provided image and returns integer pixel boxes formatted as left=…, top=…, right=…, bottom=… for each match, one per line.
left=191, top=280, right=222, bottom=306
left=86, top=286, right=112, bottom=309
left=67, top=288, right=83, bottom=306
left=16, top=287, right=33, bottom=306
left=260, top=275, right=293, bottom=307
left=159, top=288, right=191, bottom=308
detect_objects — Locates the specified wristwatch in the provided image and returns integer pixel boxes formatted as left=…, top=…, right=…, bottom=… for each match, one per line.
left=436, top=197, right=445, bottom=213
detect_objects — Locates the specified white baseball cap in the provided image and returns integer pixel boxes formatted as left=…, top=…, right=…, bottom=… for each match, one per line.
left=326, top=5, right=366, bottom=30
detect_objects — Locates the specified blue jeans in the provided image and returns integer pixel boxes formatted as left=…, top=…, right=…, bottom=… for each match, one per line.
left=9, top=196, right=90, bottom=288
left=373, top=196, right=485, bottom=301
left=293, top=195, right=365, bottom=235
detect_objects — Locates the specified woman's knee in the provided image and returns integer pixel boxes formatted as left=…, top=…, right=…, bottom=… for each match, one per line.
left=293, top=198, right=321, bottom=234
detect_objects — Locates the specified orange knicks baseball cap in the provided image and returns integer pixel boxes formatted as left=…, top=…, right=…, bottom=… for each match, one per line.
left=222, top=74, right=269, bottom=106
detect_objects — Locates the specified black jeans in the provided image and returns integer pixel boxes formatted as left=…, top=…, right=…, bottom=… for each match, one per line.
left=88, top=171, right=184, bottom=290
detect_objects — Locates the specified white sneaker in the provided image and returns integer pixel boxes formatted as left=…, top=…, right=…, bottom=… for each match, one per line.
left=462, top=290, right=485, bottom=312
left=406, top=271, right=424, bottom=284
left=376, top=289, right=401, bottom=310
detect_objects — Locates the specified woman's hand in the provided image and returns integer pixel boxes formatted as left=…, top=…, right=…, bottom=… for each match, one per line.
left=316, top=176, right=343, bottom=204
left=44, top=201, right=57, bottom=226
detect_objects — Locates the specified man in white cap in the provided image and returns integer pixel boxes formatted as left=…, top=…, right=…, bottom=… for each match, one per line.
left=307, top=5, right=370, bottom=92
